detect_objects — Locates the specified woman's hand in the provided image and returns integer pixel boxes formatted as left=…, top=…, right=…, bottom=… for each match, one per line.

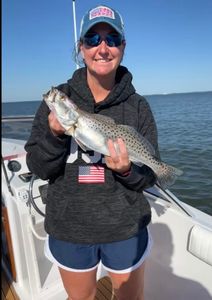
left=48, top=111, right=65, bottom=136
left=105, top=138, right=131, bottom=175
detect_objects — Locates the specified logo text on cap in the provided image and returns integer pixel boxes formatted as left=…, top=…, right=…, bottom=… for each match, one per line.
left=89, top=6, right=115, bottom=20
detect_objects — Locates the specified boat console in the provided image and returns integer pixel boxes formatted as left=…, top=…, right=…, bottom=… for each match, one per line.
left=2, top=139, right=71, bottom=299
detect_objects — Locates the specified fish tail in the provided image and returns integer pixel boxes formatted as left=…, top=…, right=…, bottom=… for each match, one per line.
left=155, top=162, right=183, bottom=189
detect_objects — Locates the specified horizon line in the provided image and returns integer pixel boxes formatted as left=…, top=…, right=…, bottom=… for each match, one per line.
left=2, top=90, right=212, bottom=103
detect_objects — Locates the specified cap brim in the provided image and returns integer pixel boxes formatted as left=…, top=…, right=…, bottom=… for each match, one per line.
left=80, top=19, right=123, bottom=38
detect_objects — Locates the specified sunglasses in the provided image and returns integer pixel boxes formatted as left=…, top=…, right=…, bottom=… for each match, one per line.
left=83, top=33, right=123, bottom=47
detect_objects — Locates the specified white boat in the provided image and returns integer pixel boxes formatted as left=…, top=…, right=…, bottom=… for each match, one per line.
left=2, top=116, right=212, bottom=300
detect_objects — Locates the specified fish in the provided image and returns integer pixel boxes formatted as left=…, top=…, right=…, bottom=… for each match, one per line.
left=43, top=87, right=183, bottom=188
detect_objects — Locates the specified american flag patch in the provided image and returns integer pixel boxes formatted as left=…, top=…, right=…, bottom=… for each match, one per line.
left=78, top=165, right=105, bottom=184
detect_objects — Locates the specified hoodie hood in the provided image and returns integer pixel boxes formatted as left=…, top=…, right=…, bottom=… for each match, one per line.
left=67, top=66, right=136, bottom=113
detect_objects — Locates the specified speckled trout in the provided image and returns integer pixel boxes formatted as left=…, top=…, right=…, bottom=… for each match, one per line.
left=43, top=87, right=183, bottom=188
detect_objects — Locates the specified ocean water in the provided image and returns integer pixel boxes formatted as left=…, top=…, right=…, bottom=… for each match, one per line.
left=146, top=91, right=212, bottom=215
left=2, top=91, right=212, bottom=216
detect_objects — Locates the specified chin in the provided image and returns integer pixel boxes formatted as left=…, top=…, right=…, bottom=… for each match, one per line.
left=94, top=66, right=116, bottom=76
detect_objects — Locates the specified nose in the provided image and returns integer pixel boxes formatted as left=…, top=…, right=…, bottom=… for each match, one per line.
left=98, top=40, right=109, bottom=54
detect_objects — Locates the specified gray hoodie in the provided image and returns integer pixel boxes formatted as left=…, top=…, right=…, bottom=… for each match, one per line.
left=25, top=66, right=159, bottom=244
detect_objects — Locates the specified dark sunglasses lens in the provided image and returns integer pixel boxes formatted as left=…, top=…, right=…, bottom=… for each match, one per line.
left=83, top=33, right=122, bottom=47
left=84, top=34, right=100, bottom=47
left=106, top=34, right=122, bottom=47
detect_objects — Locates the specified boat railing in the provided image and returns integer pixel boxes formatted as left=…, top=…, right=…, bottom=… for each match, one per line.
left=144, top=183, right=192, bottom=216
left=2, top=115, right=35, bottom=122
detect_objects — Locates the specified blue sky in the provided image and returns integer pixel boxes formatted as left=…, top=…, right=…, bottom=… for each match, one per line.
left=2, top=0, right=212, bottom=102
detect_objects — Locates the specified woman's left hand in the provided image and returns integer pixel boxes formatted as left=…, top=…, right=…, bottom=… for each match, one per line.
left=105, top=138, right=131, bottom=175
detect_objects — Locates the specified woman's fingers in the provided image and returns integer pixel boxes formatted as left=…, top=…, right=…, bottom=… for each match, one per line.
left=48, top=112, right=65, bottom=136
left=105, top=138, right=131, bottom=174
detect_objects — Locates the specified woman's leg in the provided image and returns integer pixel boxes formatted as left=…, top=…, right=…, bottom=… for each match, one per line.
left=59, top=267, right=97, bottom=300
left=109, top=262, right=145, bottom=300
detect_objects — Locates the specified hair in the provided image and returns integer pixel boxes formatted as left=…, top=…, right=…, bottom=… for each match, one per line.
left=72, top=39, right=85, bottom=67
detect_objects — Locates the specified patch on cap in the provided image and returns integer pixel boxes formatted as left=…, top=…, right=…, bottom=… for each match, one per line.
left=89, top=6, right=115, bottom=20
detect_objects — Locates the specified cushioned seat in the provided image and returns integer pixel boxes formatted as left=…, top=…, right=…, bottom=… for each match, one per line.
left=188, top=225, right=212, bottom=266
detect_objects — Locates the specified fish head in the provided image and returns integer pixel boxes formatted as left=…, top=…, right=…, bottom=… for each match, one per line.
left=43, top=87, right=77, bottom=111
left=43, top=87, right=79, bottom=129
left=43, top=87, right=64, bottom=109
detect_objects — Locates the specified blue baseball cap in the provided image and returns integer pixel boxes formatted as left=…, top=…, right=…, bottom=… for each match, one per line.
left=80, top=5, right=125, bottom=39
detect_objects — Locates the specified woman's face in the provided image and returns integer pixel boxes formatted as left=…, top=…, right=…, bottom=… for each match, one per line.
left=80, top=23, right=125, bottom=78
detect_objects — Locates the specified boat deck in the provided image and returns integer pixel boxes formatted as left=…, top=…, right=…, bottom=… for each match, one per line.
left=95, top=276, right=117, bottom=300
left=2, top=272, right=19, bottom=300
left=2, top=271, right=116, bottom=300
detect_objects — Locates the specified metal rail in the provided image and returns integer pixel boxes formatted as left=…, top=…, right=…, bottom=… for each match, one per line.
left=2, top=115, right=35, bottom=122
left=145, top=183, right=191, bottom=216
left=1, top=156, right=14, bottom=197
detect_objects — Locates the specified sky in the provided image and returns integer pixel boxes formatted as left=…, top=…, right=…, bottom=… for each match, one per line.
left=2, top=0, right=212, bottom=102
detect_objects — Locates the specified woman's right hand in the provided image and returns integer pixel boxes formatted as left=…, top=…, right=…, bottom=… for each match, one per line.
left=48, top=111, right=65, bottom=136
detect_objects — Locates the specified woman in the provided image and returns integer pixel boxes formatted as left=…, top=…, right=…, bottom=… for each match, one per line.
left=25, top=5, right=159, bottom=300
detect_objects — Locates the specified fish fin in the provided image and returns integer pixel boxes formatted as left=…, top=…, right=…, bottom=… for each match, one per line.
left=92, top=114, right=116, bottom=124
left=117, top=125, right=156, bottom=155
left=155, top=162, right=183, bottom=189
left=65, top=126, right=75, bottom=136
left=75, top=138, right=90, bottom=152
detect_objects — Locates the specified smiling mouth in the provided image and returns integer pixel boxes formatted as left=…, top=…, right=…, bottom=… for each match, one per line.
left=94, top=58, right=112, bottom=62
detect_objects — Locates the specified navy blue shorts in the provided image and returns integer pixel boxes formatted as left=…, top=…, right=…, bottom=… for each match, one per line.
left=44, top=227, right=152, bottom=274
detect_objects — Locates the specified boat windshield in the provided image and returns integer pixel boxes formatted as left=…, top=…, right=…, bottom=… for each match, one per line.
left=2, top=116, right=34, bottom=141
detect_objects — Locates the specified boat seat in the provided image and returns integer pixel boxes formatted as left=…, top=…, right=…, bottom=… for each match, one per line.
left=188, top=225, right=212, bottom=266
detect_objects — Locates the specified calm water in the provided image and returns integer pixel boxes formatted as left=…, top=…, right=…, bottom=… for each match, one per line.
left=2, top=91, right=212, bottom=215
